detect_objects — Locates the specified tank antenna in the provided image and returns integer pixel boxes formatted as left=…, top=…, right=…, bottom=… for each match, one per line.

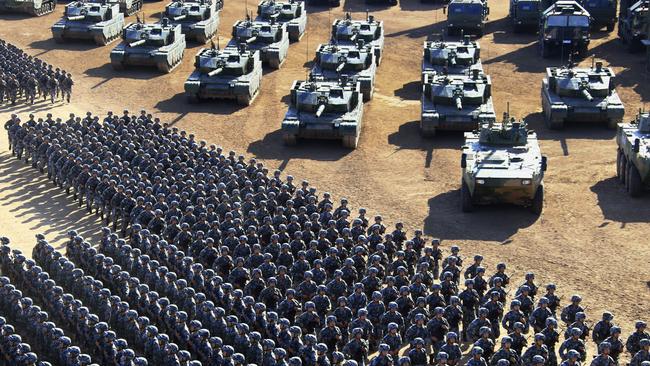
left=591, top=54, right=595, bottom=69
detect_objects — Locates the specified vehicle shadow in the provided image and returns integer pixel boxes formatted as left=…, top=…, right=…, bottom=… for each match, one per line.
left=304, top=2, right=338, bottom=14
left=343, top=0, right=394, bottom=12
left=394, top=81, right=421, bottom=101
left=588, top=39, right=650, bottom=100
left=387, top=120, right=464, bottom=167
left=85, top=62, right=166, bottom=88
left=590, top=177, right=650, bottom=224
left=29, top=38, right=98, bottom=53
left=386, top=20, right=445, bottom=39
left=154, top=92, right=247, bottom=124
left=0, top=14, right=33, bottom=21
left=398, top=0, right=444, bottom=11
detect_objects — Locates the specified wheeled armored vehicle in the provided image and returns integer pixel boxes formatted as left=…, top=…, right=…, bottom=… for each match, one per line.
left=257, top=0, right=307, bottom=42
left=331, top=12, right=384, bottom=65
left=229, top=16, right=290, bottom=69
left=52, top=1, right=125, bottom=45
left=509, top=0, right=541, bottom=32
left=444, top=0, right=490, bottom=36
left=579, top=0, right=617, bottom=31
left=616, top=111, right=650, bottom=196
left=539, top=1, right=591, bottom=57
left=164, top=0, right=221, bottom=43
left=0, top=0, right=55, bottom=16
left=618, top=0, right=649, bottom=51
left=422, top=35, right=482, bottom=80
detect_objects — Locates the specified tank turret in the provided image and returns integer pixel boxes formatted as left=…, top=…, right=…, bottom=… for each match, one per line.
left=229, top=16, right=290, bottom=69
left=257, top=0, right=307, bottom=42
left=164, top=0, right=220, bottom=43
left=52, top=1, right=125, bottom=45
left=422, top=36, right=482, bottom=79
left=331, top=12, right=385, bottom=65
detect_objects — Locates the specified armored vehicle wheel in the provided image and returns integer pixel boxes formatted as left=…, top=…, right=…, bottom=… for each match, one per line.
left=627, top=163, right=644, bottom=197
left=616, top=149, right=626, bottom=184
left=362, top=86, right=374, bottom=102
left=461, top=180, right=474, bottom=212
left=95, top=35, right=109, bottom=46
left=237, top=94, right=252, bottom=106
left=111, top=61, right=125, bottom=71
left=283, top=133, right=297, bottom=146
left=530, top=186, right=544, bottom=215
left=543, top=109, right=563, bottom=130
left=342, top=134, right=359, bottom=149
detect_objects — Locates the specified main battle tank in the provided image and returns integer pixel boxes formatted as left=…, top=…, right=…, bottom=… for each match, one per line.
left=282, top=76, right=364, bottom=149
left=309, top=40, right=377, bottom=102
left=541, top=61, right=625, bottom=129
left=460, top=112, right=547, bottom=214
left=422, top=35, right=482, bottom=81
left=257, top=0, right=307, bottom=42
left=539, top=1, right=591, bottom=57
left=229, top=15, right=290, bottom=69
left=184, top=42, right=263, bottom=105
left=110, top=18, right=187, bottom=73
left=616, top=111, right=650, bottom=196
left=164, top=0, right=221, bottom=43
left=52, top=1, right=125, bottom=45
left=331, top=12, right=384, bottom=65
left=0, top=0, right=55, bottom=16
left=421, top=69, right=496, bottom=136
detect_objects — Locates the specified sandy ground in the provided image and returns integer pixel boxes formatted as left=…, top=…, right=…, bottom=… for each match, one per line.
left=0, top=0, right=649, bottom=358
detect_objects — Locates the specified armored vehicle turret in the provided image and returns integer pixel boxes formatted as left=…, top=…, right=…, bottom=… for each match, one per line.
left=282, top=76, right=364, bottom=149
left=541, top=61, right=624, bottom=129
left=460, top=112, right=547, bottom=213
left=579, top=0, right=617, bottom=31
left=164, top=0, right=221, bottom=43
left=616, top=111, right=650, bottom=196
left=257, top=0, right=307, bottom=42
left=110, top=18, right=187, bottom=73
left=309, top=41, right=377, bottom=102
left=618, top=0, right=649, bottom=51
left=0, top=0, right=55, bottom=16
left=184, top=42, right=263, bottom=105
left=422, top=36, right=482, bottom=81
left=52, top=1, right=125, bottom=45
left=444, top=0, right=490, bottom=36
left=331, top=12, right=385, bottom=65
left=229, top=16, right=290, bottom=69
left=539, top=0, right=591, bottom=57
left=421, top=69, right=496, bottom=136
left=509, top=0, right=541, bottom=32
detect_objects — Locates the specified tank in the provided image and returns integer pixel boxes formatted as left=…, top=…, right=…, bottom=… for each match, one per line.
left=184, top=42, right=263, bottom=105
left=420, top=69, right=496, bottom=136
left=444, top=0, right=490, bottom=36
left=331, top=12, right=385, bottom=65
left=509, top=0, right=541, bottom=32
left=164, top=0, right=221, bottom=43
left=108, top=0, right=142, bottom=16
left=110, top=18, right=187, bottom=73
left=578, top=0, right=617, bottom=31
left=309, top=40, right=377, bottom=102
left=228, top=16, right=290, bottom=69
left=0, top=0, right=55, bottom=16
left=541, top=61, right=625, bottom=129
left=618, top=0, right=649, bottom=51
left=281, top=76, right=364, bottom=149
left=616, top=111, right=650, bottom=196
left=257, top=0, right=307, bottom=42
left=460, top=112, right=547, bottom=214
left=422, top=35, right=482, bottom=81
left=538, top=1, right=591, bottom=57
left=52, top=1, right=125, bottom=46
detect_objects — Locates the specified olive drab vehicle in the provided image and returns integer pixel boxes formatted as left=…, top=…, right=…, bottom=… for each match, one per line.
left=460, top=111, right=547, bottom=214
left=281, top=76, right=364, bottom=149
left=110, top=18, right=187, bottom=73
left=256, top=0, right=307, bottom=42
left=618, top=0, right=649, bottom=51
left=539, top=0, right=591, bottom=57
left=421, top=69, right=496, bottom=137
left=164, top=0, right=221, bottom=43
left=0, top=0, right=55, bottom=16
left=540, top=60, right=625, bottom=129
left=51, top=1, right=125, bottom=46
left=444, top=0, right=490, bottom=37
left=616, top=111, right=650, bottom=196
left=422, top=35, right=482, bottom=81
left=509, top=0, right=541, bottom=32
left=309, top=41, right=377, bottom=102
left=331, top=12, right=385, bottom=65
left=229, top=15, right=290, bottom=69
left=184, top=42, right=263, bottom=105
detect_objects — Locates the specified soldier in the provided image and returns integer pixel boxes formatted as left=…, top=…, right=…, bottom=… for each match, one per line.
left=320, top=315, right=342, bottom=353
left=62, top=73, right=73, bottom=103
left=592, top=312, right=614, bottom=345
left=467, top=347, right=488, bottom=366
left=474, top=327, right=495, bottom=360
left=560, top=296, right=584, bottom=326
left=343, top=328, right=369, bottom=366
left=560, top=350, right=581, bottom=366
left=602, top=326, right=624, bottom=362
left=522, top=334, right=549, bottom=366
left=590, top=342, right=616, bottom=366
left=490, top=337, right=521, bottom=366
left=559, top=328, right=586, bottom=362
left=408, top=338, right=428, bottom=366
left=630, top=340, right=650, bottom=366
left=627, top=321, right=650, bottom=356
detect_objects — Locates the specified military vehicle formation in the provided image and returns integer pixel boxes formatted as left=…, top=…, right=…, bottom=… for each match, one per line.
left=163, top=0, right=222, bottom=43
left=51, top=1, right=125, bottom=45
left=229, top=15, right=289, bottom=69
left=539, top=1, right=591, bottom=58
left=617, top=111, right=650, bottom=197
left=444, top=0, right=490, bottom=36
left=0, top=0, right=55, bottom=16
left=331, top=12, right=385, bottom=65
left=256, top=0, right=307, bottom=42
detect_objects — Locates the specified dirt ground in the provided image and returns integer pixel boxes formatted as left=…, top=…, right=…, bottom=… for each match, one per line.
left=1, top=0, right=649, bottom=358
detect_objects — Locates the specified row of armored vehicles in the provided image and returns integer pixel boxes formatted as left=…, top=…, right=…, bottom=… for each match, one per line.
left=281, top=12, right=385, bottom=149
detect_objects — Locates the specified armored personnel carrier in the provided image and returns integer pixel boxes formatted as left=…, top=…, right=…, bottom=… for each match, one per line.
left=257, top=0, right=307, bottom=42
left=164, top=0, right=221, bottom=43
left=52, top=1, right=125, bottom=45
left=0, top=0, right=55, bottom=16
left=541, top=61, right=625, bottom=129
left=184, top=42, right=263, bottom=105
left=110, top=18, right=186, bottom=73
left=509, top=0, right=541, bottom=32
left=309, top=41, right=377, bottom=102
left=539, top=1, right=591, bottom=57
left=618, top=0, right=649, bottom=51
left=282, top=76, right=364, bottom=149
left=444, top=0, right=490, bottom=36
left=229, top=16, right=289, bottom=69
left=422, top=35, right=482, bottom=81
left=421, top=69, right=496, bottom=137
left=460, top=112, right=547, bottom=214
left=331, top=12, right=385, bottom=65
left=616, top=111, right=650, bottom=196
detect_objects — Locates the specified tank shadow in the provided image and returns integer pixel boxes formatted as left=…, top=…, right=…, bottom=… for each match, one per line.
left=387, top=120, right=464, bottom=168
left=482, top=42, right=547, bottom=73
left=394, top=81, right=421, bottom=101
left=85, top=62, right=167, bottom=88
left=0, top=13, right=33, bottom=21
left=398, top=0, right=445, bottom=11
left=29, top=38, right=98, bottom=53
left=247, top=129, right=352, bottom=166
left=343, top=0, right=395, bottom=12
left=385, top=20, right=445, bottom=39
left=154, top=92, right=247, bottom=122
left=590, top=177, right=650, bottom=224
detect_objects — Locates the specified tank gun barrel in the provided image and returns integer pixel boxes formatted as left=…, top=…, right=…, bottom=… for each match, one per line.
left=67, top=15, right=85, bottom=20
left=173, top=14, right=186, bottom=21
left=208, top=67, right=223, bottom=77
left=581, top=88, right=593, bottom=101
left=350, top=33, right=357, bottom=42
left=316, top=103, right=326, bottom=118
left=246, top=36, right=257, bottom=44
left=129, top=39, right=146, bottom=47
left=336, top=62, right=345, bottom=73
left=455, top=95, right=463, bottom=110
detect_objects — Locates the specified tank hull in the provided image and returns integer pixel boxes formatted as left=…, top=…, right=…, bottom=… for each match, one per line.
left=310, top=64, right=376, bottom=102
left=227, top=35, right=289, bottom=69
left=175, top=10, right=220, bottom=43
left=421, top=96, right=496, bottom=134
left=0, top=0, right=55, bottom=16
left=286, top=11, right=307, bottom=42
left=110, top=39, right=186, bottom=73
left=51, top=15, right=125, bottom=45
left=184, top=67, right=263, bottom=104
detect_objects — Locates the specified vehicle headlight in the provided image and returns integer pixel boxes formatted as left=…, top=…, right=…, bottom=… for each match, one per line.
left=521, top=179, right=531, bottom=185
left=448, top=23, right=454, bottom=27
left=476, top=179, right=485, bottom=185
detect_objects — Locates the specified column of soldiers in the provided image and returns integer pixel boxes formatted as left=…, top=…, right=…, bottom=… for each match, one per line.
left=0, top=316, right=50, bottom=366
left=0, top=39, right=73, bottom=105
left=2, top=109, right=650, bottom=366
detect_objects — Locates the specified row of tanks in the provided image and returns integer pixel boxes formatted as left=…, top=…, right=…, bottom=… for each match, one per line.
left=281, top=12, right=385, bottom=149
